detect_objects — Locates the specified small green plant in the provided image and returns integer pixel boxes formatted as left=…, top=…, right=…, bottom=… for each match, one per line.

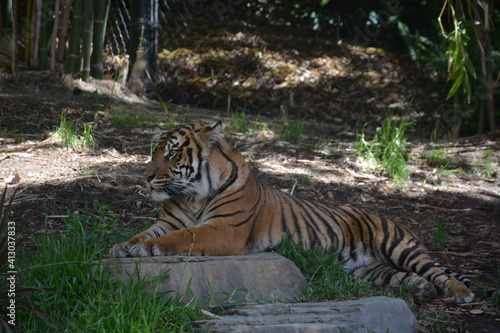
left=480, top=266, right=500, bottom=308
left=281, top=117, right=304, bottom=144
left=418, top=310, right=453, bottom=333
left=309, top=136, right=327, bottom=152
left=299, top=175, right=311, bottom=186
left=50, top=112, right=97, bottom=149
left=426, top=147, right=455, bottom=169
left=252, top=114, right=268, bottom=132
left=90, top=91, right=101, bottom=105
left=228, top=111, right=249, bottom=132
left=474, top=149, right=497, bottom=178
left=431, top=219, right=449, bottom=248
left=156, top=94, right=170, bottom=116
left=356, top=114, right=412, bottom=181
left=82, top=124, right=97, bottom=148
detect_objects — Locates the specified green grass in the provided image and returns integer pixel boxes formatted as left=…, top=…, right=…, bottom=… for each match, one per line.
left=18, top=202, right=207, bottom=332
left=309, top=136, right=327, bottom=152
left=426, top=147, right=455, bottom=169
left=281, top=117, right=304, bottom=144
left=227, top=112, right=269, bottom=134
left=474, top=149, right=498, bottom=178
left=430, top=219, right=449, bottom=248
left=252, top=114, right=269, bottom=132
left=50, top=112, right=97, bottom=149
left=270, top=236, right=459, bottom=332
left=299, top=175, right=311, bottom=186
left=356, top=114, right=412, bottom=182
left=112, top=108, right=160, bottom=127
left=417, top=310, right=453, bottom=333
left=228, top=111, right=249, bottom=132
left=269, top=235, right=414, bottom=302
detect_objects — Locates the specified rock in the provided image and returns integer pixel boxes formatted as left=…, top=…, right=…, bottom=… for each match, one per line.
left=98, top=253, right=308, bottom=307
left=195, top=296, right=418, bottom=333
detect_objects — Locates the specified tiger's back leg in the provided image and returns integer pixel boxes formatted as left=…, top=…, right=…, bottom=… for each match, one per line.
left=393, top=251, right=474, bottom=303
left=350, top=262, right=438, bottom=302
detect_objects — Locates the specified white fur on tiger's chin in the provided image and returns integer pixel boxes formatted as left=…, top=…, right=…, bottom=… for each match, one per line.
left=151, top=190, right=171, bottom=202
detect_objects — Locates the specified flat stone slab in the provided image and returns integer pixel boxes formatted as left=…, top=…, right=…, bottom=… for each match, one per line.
left=98, top=253, right=308, bottom=307
left=195, top=296, right=418, bottom=333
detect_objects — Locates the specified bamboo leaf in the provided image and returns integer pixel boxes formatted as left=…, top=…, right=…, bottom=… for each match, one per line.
left=448, top=60, right=464, bottom=79
left=464, top=57, right=477, bottom=78
left=156, top=94, right=169, bottom=115
left=463, top=72, right=472, bottom=102
left=446, top=73, right=464, bottom=100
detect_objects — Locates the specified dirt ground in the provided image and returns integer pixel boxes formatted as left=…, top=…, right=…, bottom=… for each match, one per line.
left=0, top=72, right=499, bottom=332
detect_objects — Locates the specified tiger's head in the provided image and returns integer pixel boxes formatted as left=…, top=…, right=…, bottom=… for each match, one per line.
left=144, top=122, right=223, bottom=202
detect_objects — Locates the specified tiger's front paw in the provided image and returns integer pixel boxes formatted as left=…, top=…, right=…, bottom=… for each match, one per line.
left=127, top=241, right=169, bottom=257
left=110, top=242, right=135, bottom=258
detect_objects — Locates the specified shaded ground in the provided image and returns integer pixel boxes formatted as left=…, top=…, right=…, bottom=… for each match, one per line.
left=0, top=70, right=499, bottom=332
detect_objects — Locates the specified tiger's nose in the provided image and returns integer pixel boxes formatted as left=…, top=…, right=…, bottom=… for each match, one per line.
left=145, top=173, right=155, bottom=182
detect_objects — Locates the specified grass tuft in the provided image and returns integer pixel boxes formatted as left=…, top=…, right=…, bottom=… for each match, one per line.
left=430, top=219, right=449, bottom=248
left=112, top=108, right=160, bottom=128
left=270, top=235, right=382, bottom=301
left=281, top=117, right=304, bottom=144
left=228, top=111, right=249, bottom=132
left=356, top=114, right=412, bottom=182
left=50, top=112, right=97, bottom=149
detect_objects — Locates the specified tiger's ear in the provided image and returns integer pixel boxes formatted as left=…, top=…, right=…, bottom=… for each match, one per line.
left=199, top=121, right=223, bottom=147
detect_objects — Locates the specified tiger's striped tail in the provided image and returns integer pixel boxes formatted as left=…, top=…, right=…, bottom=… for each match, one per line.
left=434, top=263, right=472, bottom=287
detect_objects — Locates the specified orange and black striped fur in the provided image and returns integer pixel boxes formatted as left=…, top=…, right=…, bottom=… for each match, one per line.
left=110, top=122, right=474, bottom=303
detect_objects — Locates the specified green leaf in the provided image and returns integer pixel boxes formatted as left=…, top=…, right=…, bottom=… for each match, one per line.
left=446, top=72, right=464, bottom=100
left=448, top=59, right=464, bottom=79
left=156, top=94, right=169, bottom=114
left=464, top=57, right=477, bottom=78
left=463, top=72, right=472, bottom=102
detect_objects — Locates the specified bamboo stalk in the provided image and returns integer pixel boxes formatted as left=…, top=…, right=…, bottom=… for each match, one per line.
left=24, top=0, right=32, bottom=65
left=49, top=0, right=60, bottom=71
left=56, top=0, right=73, bottom=62
left=81, top=0, right=93, bottom=81
left=101, top=0, right=110, bottom=41
left=11, top=0, right=17, bottom=74
left=39, top=0, right=54, bottom=70
left=30, top=0, right=40, bottom=64
left=1, top=0, right=13, bottom=33
left=90, top=0, right=106, bottom=79
left=65, top=0, right=82, bottom=74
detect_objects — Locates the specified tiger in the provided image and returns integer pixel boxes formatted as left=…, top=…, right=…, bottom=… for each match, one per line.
left=110, top=122, right=474, bottom=303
